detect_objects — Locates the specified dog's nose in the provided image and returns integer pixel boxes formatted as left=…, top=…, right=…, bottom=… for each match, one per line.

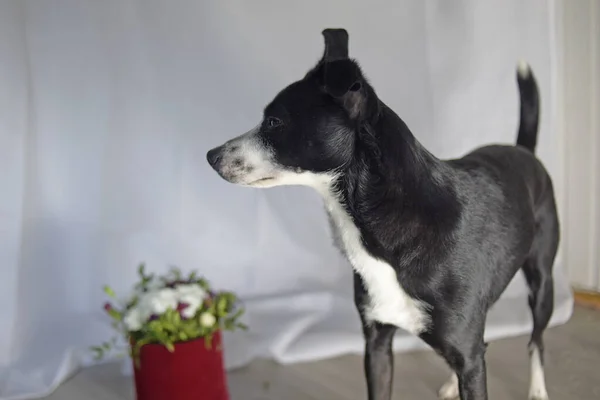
left=206, top=147, right=223, bottom=168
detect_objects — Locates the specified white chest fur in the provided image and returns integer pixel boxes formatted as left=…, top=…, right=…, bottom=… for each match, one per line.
left=322, top=191, right=430, bottom=335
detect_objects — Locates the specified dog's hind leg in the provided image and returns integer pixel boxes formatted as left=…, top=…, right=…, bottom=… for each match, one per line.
left=522, top=194, right=559, bottom=400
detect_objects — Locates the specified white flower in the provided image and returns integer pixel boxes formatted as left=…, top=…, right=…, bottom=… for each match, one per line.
left=122, top=283, right=210, bottom=332
left=151, top=288, right=178, bottom=314
left=175, top=284, right=206, bottom=301
left=127, top=279, right=164, bottom=307
left=175, top=284, right=206, bottom=318
left=200, top=312, right=216, bottom=327
left=124, top=307, right=143, bottom=331
left=136, top=288, right=178, bottom=319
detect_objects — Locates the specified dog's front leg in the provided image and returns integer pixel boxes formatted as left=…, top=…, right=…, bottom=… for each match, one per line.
left=354, top=272, right=398, bottom=400
left=354, top=273, right=396, bottom=400
left=362, top=322, right=397, bottom=400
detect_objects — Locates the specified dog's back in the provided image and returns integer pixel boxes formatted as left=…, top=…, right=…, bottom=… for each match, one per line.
left=436, top=64, right=558, bottom=310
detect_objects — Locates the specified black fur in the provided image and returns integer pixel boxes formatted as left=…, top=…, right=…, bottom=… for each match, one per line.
left=207, top=28, right=558, bottom=400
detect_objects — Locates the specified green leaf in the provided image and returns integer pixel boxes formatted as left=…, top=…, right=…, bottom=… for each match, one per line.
left=108, top=309, right=123, bottom=321
left=128, top=295, right=139, bottom=307
left=172, top=311, right=181, bottom=324
left=198, top=278, right=209, bottom=290
left=103, top=285, right=117, bottom=298
left=217, top=297, right=228, bottom=316
left=156, top=331, right=169, bottom=344
left=131, top=337, right=152, bottom=368
left=207, top=301, right=216, bottom=316
left=171, top=267, right=182, bottom=281
left=166, top=308, right=176, bottom=321
left=182, top=324, right=199, bottom=340
left=90, top=346, right=104, bottom=360
left=229, top=308, right=244, bottom=322
left=162, top=322, right=176, bottom=333
left=165, top=341, right=175, bottom=352
left=137, top=263, right=146, bottom=278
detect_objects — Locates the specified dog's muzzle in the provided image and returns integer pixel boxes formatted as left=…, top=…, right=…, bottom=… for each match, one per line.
left=206, top=130, right=279, bottom=186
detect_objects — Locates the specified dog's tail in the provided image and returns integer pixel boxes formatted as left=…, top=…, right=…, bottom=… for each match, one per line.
left=515, top=61, right=540, bottom=153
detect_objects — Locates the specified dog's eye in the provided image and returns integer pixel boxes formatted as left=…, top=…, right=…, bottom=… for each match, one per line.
left=266, top=117, right=283, bottom=128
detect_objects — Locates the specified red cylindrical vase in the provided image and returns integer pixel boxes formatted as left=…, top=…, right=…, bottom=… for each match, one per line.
left=132, top=331, right=229, bottom=400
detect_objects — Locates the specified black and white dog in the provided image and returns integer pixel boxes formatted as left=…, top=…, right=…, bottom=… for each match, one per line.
left=207, top=29, right=558, bottom=400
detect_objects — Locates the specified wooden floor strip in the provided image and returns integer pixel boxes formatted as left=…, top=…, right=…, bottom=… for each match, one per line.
left=573, top=289, right=600, bottom=310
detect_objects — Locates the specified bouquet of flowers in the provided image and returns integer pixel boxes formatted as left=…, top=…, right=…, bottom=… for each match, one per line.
left=92, top=264, right=246, bottom=365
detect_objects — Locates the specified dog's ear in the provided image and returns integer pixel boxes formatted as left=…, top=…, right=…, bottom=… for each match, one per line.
left=319, top=29, right=368, bottom=120
left=322, top=28, right=349, bottom=62
left=304, top=28, right=368, bottom=120
left=323, top=60, right=364, bottom=117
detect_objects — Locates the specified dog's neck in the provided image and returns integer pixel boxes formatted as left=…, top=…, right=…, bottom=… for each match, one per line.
left=332, top=101, right=462, bottom=263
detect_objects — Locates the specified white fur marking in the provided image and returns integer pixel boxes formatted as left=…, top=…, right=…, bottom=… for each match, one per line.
left=315, top=178, right=430, bottom=334
left=529, top=346, right=549, bottom=399
left=517, top=60, right=531, bottom=78
left=438, top=373, right=459, bottom=400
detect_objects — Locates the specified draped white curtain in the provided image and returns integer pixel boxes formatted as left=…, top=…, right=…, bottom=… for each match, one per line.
left=0, top=1, right=572, bottom=399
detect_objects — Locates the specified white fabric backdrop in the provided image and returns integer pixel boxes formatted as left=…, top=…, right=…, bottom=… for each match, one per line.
left=0, top=0, right=573, bottom=399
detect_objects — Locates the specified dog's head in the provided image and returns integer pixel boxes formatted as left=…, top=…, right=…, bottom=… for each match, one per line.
left=206, top=29, right=378, bottom=190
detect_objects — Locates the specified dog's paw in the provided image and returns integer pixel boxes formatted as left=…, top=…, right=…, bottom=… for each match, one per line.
left=529, top=379, right=549, bottom=400
left=438, top=374, right=459, bottom=399
left=529, top=394, right=549, bottom=400
left=529, top=388, right=549, bottom=400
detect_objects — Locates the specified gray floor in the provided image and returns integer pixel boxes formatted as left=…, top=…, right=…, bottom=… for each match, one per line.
left=43, top=307, right=600, bottom=400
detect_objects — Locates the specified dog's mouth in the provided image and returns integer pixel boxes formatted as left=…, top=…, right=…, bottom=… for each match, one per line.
left=250, top=177, right=274, bottom=183
left=246, top=177, right=275, bottom=186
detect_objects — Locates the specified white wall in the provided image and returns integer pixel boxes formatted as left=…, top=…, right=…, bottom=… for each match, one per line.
left=557, top=0, right=600, bottom=291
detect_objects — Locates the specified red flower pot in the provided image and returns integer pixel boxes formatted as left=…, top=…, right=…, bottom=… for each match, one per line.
left=132, top=331, right=229, bottom=400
